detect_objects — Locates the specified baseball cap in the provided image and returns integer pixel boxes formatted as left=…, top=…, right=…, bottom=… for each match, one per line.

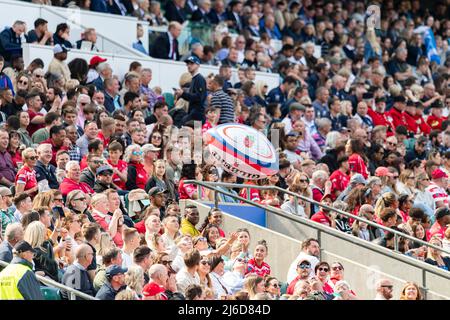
left=148, top=187, right=169, bottom=197
left=375, top=167, right=394, bottom=177
left=89, top=56, right=107, bottom=67
left=53, top=44, right=70, bottom=54
left=13, top=240, right=35, bottom=254
left=142, top=144, right=161, bottom=152
left=289, top=102, right=306, bottom=112
left=0, top=187, right=13, bottom=197
left=96, top=165, right=114, bottom=176
left=185, top=55, right=201, bottom=65
left=350, top=173, right=367, bottom=185
left=106, top=265, right=128, bottom=278
left=431, top=168, right=448, bottom=180
left=321, top=193, right=333, bottom=201
left=142, top=282, right=166, bottom=297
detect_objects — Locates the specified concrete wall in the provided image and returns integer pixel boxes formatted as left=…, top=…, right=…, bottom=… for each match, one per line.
left=23, top=43, right=280, bottom=92
left=181, top=200, right=450, bottom=300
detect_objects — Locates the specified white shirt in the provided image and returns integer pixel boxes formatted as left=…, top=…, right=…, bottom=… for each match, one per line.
left=281, top=200, right=306, bottom=218
left=222, top=271, right=245, bottom=294
left=176, top=268, right=200, bottom=294
left=167, top=32, right=175, bottom=60
left=121, top=250, right=133, bottom=268
left=302, top=117, right=318, bottom=136
left=286, top=252, right=320, bottom=283
left=210, top=272, right=231, bottom=299
left=283, top=149, right=303, bottom=167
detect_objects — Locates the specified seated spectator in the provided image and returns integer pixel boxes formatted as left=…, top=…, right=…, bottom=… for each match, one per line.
left=26, top=18, right=52, bottom=46
left=0, top=21, right=26, bottom=62
left=60, top=161, right=94, bottom=197
left=95, top=265, right=127, bottom=300
left=52, top=23, right=73, bottom=49
left=0, top=223, right=23, bottom=263
left=61, top=244, right=96, bottom=299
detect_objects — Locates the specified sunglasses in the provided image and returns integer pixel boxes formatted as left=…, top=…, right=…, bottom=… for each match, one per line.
left=92, top=160, right=103, bottom=164
left=74, top=198, right=86, bottom=201
left=132, top=151, right=143, bottom=156
left=270, top=283, right=279, bottom=288
left=27, top=156, right=38, bottom=160
left=196, top=237, right=207, bottom=243
left=200, top=260, right=210, bottom=265
left=161, top=260, right=172, bottom=265
left=332, top=266, right=343, bottom=271
left=299, top=179, right=309, bottom=183
left=298, top=264, right=311, bottom=269
left=80, top=102, right=89, bottom=106
left=18, top=80, right=28, bottom=85
left=152, top=136, right=162, bottom=140
left=381, top=285, right=393, bottom=289
left=35, top=74, right=43, bottom=78
left=318, top=267, right=329, bottom=272
left=236, top=258, right=248, bottom=263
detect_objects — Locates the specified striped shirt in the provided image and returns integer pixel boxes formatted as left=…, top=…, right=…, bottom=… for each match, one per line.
left=425, top=183, right=450, bottom=207
left=211, top=89, right=235, bottom=124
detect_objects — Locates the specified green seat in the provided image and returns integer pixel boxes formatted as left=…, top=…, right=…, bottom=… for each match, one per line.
left=280, top=281, right=288, bottom=295
left=40, top=286, right=61, bottom=300
left=163, top=92, right=175, bottom=109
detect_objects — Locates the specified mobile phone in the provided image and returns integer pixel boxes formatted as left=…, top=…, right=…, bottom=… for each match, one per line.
left=172, top=87, right=177, bottom=91
left=52, top=206, right=65, bottom=219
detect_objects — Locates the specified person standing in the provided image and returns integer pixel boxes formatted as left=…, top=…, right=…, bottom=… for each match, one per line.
left=175, top=56, right=207, bottom=124
left=209, top=75, right=235, bottom=124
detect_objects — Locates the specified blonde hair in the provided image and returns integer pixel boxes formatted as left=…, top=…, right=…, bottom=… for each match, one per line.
left=123, top=144, right=142, bottom=162
left=124, top=266, right=144, bottom=295
left=24, top=221, right=46, bottom=249
left=255, top=80, right=267, bottom=99
left=21, top=147, right=36, bottom=161
left=374, top=192, right=397, bottom=218
left=90, top=193, right=108, bottom=207
left=96, top=232, right=115, bottom=256
left=243, top=275, right=264, bottom=299
left=32, top=192, right=54, bottom=210
left=399, top=282, right=422, bottom=300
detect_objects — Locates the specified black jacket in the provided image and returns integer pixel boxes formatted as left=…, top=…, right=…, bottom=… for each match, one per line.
left=80, top=168, right=96, bottom=189
left=164, top=1, right=186, bottom=23
left=190, top=9, right=211, bottom=24
left=0, top=27, right=22, bottom=61
left=95, top=282, right=125, bottom=300
left=224, top=10, right=243, bottom=31
left=93, top=180, right=117, bottom=193
left=150, top=32, right=180, bottom=60
left=33, top=241, right=59, bottom=282
left=52, top=34, right=73, bottom=49
left=207, top=9, right=223, bottom=25
left=34, top=160, right=59, bottom=190
left=61, top=263, right=96, bottom=300
left=318, top=148, right=339, bottom=173
left=181, top=73, right=207, bottom=124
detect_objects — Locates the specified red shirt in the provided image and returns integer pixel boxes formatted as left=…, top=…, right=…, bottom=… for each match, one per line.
left=91, top=211, right=123, bottom=248
left=311, top=211, right=332, bottom=227
left=312, top=187, right=324, bottom=203
left=202, top=121, right=213, bottom=135
left=97, top=131, right=110, bottom=148
left=247, top=258, right=271, bottom=277
left=127, top=162, right=148, bottom=190
left=27, top=109, right=45, bottom=136
left=178, top=178, right=201, bottom=200
left=108, top=159, right=128, bottom=190
left=287, top=275, right=305, bottom=295
left=427, top=221, right=447, bottom=241
left=15, top=165, right=37, bottom=196
left=59, top=177, right=94, bottom=196
left=404, top=112, right=431, bottom=135
left=426, top=115, right=447, bottom=131
left=329, top=169, right=350, bottom=201
left=348, top=153, right=368, bottom=179
left=412, top=114, right=431, bottom=135
left=385, top=107, right=408, bottom=129
left=367, top=108, right=394, bottom=133
left=80, top=156, right=88, bottom=171
left=9, top=150, right=22, bottom=169
left=239, top=182, right=261, bottom=203
left=42, top=138, right=69, bottom=166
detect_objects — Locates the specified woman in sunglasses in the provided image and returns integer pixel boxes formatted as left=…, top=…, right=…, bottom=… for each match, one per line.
left=314, top=261, right=334, bottom=296
left=413, top=172, right=435, bottom=217
left=198, top=254, right=213, bottom=293
left=124, top=144, right=148, bottom=190
left=15, top=147, right=38, bottom=197
left=264, top=276, right=281, bottom=300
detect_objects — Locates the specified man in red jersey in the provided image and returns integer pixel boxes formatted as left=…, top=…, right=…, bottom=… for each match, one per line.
left=329, top=155, right=350, bottom=201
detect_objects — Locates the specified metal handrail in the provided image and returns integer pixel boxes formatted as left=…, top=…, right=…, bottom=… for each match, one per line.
left=183, top=181, right=450, bottom=287
left=42, top=6, right=148, bottom=58
left=185, top=180, right=450, bottom=257
left=0, top=260, right=97, bottom=300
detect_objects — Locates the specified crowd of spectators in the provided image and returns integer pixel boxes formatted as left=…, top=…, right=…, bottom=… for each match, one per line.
left=0, top=0, right=449, bottom=300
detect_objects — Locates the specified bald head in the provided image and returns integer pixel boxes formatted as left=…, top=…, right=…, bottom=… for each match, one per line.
left=5, top=223, right=24, bottom=245
left=76, top=243, right=93, bottom=260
